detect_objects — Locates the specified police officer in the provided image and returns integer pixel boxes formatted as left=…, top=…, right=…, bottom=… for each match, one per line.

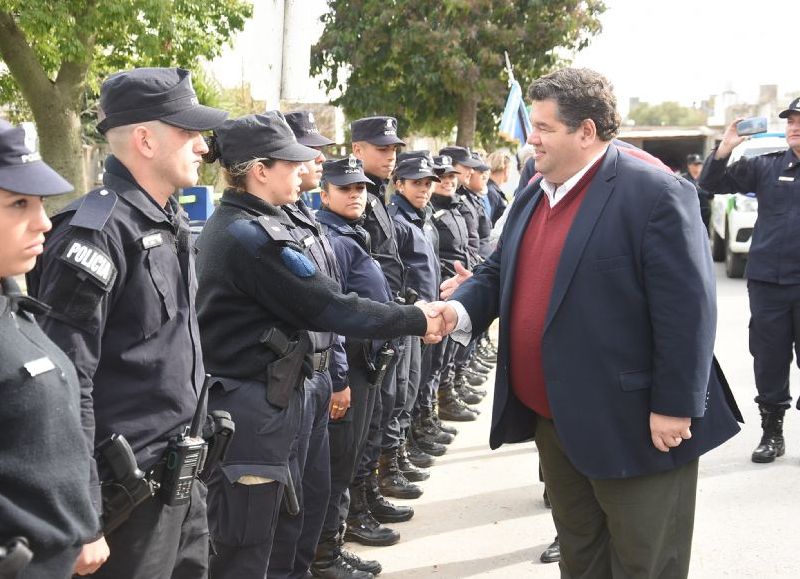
left=266, top=110, right=345, bottom=579
left=350, top=116, right=418, bottom=543
left=385, top=157, right=443, bottom=498
left=0, top=120, right=101, bottom=578
left=426, top=155, right=476, bottom=424
left=27, top=68, right=227, bottom=579
left=195, top=112, right=438, bottom=578
left=699, top=99, right=800, bottom=463
left=314, top=156, right=399, bottom=578
left=684, top=153, right=712, bottom=228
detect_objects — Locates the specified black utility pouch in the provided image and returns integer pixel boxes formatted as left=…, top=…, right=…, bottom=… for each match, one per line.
left=262, top=328, right=311, bottom=409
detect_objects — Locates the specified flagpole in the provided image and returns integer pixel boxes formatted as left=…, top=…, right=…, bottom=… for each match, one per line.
left=503, top=51, right=515, bottom=87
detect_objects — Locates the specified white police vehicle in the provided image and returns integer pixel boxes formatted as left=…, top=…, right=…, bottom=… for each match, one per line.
left=709, top=133, right=788, bottom=278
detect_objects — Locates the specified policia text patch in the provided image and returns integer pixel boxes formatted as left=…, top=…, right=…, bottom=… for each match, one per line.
left=60, top=240, right=117, bottom=287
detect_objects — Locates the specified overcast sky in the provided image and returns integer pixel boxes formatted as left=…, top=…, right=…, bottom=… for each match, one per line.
left=570, top=0, right=796, bottom=110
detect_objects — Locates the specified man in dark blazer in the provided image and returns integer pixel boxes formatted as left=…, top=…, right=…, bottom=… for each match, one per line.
left=427, top=68, right=741, bottom=578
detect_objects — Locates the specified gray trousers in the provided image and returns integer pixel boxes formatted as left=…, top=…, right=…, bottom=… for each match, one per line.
left=535, top=417, right=697, bottom=579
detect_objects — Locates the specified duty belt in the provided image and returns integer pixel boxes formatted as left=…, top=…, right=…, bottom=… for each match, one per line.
left=313, top=349, right=331, bottom=372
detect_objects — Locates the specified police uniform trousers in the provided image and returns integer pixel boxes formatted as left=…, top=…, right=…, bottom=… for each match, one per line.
left=381, top=335, right=414, bottom=451
left=269, top=371, right=332, bottom=579
left=453, top=337, right=477, bottom=373
left=415, top=336, right=451, bottom=412
left=320, top=354, right=381, bottom=544
left=355, top=342, right=402, bottom=483
left=88, top=484, right=207, bottom=579
left=396, top=337, right=423, bottom=436
left=206, top=378, right=303, bottom=579
left=535, top=417, right=697, bottom=579
left=747, top=279, right=800, bottom=410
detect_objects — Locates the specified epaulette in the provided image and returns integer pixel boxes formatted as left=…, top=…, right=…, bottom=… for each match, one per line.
left=69, top=187, right=118, bottom=231
left=433, top=209, right=447, bottom=220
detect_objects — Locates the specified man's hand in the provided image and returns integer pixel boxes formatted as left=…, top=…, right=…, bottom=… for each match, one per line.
left=330, top=386, right=351, bottom=420
left=714, top=117, right=747, bottom=160
left=419, top=303, right=445, bottom=343
left=422, top=301, right=459, bottom=344
left=649, top=412, right=692, bottom=453
left=440, top=261, right=472, bottom=300
left=74, top=536, right=110, bottom=575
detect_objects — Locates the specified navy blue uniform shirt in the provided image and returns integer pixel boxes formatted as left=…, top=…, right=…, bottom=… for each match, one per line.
left=195, top=189, right=427, bottom=381
left=362, top=174, right=405, bottom=295
left=27, top=155, right=204, bottom=509
left=700, top=147, right=800, bottom=284
left=430, top=192, right=471, bottom=279
left=388, top=194, right=441, bottom=303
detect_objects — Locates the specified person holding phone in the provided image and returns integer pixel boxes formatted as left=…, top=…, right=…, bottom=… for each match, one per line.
left=700, top=98, right=800, bottom=464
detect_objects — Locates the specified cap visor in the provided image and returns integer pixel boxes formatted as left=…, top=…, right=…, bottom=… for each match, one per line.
left=297, top=134, right=336, bottom=147
left=270, top=142, right=321, bottom=162
left=778, top=109, right=799, bottom=119
left=0, top=162, right=74, bottom=196
left=396, top=171, right=440, bottom=182
left=435, top=166, right=459, bottom=175
left=327, top=173, right=371, bottom=186
left=366, top=135, right=406, bottom=146
left=161, top=105, right=230, bottom=131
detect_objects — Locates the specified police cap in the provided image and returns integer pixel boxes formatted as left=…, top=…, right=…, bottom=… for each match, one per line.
left=397, top=150, right=434, bottom=165
left=439, top=146, right=482, bottom=169
left=215, top=111, right=319, bottom=166
left=351, top=116, right=406, bottom=146
left=471, top=151, right=491, bottom=172
left=433, top=154, right=459, bottom=175
left=686, top=153, right=704, bottom=165
left=779, top=97, right=800, bottom=119
left=323, top=155, right=371, bottom=186
left=0, top=120, right=73, bottom=196
left=393, top=157, right=441, bottom=182
left=285, top=111, right=335, bottom=147
left=96, top=67, right=228, bottom=134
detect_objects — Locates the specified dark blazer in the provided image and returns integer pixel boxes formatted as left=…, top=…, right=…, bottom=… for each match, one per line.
left=453, top=145, right=741, bottom=479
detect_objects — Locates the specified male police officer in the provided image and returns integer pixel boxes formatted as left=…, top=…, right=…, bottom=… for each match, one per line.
left=700, top=99, right=800, bottom=463
left=684, top=153, right=712, bottom=228
left=28, top=67, right=227, bottom=578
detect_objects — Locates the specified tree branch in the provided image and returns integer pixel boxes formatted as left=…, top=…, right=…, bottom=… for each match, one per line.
left=0, top=11, right=56, bottom=110
left=55, top=0, right=97, bottom=102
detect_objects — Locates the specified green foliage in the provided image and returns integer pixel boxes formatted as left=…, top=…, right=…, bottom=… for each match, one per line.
left=311, top=0, right=606, bottom=147
left=0, top=0, right=251, bottom=96
left=628, top=101, right=708, bottom=127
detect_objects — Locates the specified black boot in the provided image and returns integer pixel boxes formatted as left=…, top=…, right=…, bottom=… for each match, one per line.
left=378, top=451, right=423, bottom=499
left=412, top=411, right=454, bottom=445
left=454, top=372, right=486, bottom=399
left=311, top=538, right=374, bottom=578
left=432, top=402, right=458, bottom=435
left=405, top=433, right=436, bottom=468
left=462, top=367, right=488, bottom=386
left=340, top=549, right=382, bottom=577
left=345, top=482, right=400, bottom=546
left=455, top=381, right=484, bottom=405
left=438, top=387, right=478, bottom=422
left=397, top=442, right=430, bottom=482
left=751, top=406, right=786, bottom=463
left=410, top=430, right=447, bottom=456
left=366, top=471, right=415, bottom=523
left=469, top=359, right=491, bottom=375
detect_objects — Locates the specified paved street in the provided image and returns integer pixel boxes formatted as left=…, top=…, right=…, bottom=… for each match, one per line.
left=350, top=263, right=800, bottom=578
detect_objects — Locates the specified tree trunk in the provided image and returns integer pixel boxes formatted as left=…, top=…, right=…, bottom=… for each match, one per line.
left=455, top=92, right=478, bottom=148
left=36, top=101, right=86, bottom=213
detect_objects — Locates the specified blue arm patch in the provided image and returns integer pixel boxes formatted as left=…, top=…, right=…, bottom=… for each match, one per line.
left=281, top=247, right=316, bottom=277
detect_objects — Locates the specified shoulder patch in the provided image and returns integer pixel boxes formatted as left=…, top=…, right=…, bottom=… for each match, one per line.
left=70, top=188, right=118, bottom=231
left=280, top=247, right=316, bottom=277
left=257, top=215, right=295, bottom=243
left=59, top=239, right=117, bottom=287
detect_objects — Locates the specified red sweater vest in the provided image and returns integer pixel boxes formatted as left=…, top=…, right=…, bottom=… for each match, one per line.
left=509, top=159, right=603, bottom=418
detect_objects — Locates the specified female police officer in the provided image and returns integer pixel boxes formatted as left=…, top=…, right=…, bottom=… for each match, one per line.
left=195, top=112, right=441, bottom=579
left=0, top=120, right=102, bottom=578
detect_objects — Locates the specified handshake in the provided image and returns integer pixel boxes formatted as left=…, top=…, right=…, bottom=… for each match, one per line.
left=415, top=260, right=474, bottom=344
left=415, top=301, right=458, bottom=344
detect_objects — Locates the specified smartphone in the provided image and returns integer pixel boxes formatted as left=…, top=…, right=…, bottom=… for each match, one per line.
left=736, top=117, right=768, bottom=137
